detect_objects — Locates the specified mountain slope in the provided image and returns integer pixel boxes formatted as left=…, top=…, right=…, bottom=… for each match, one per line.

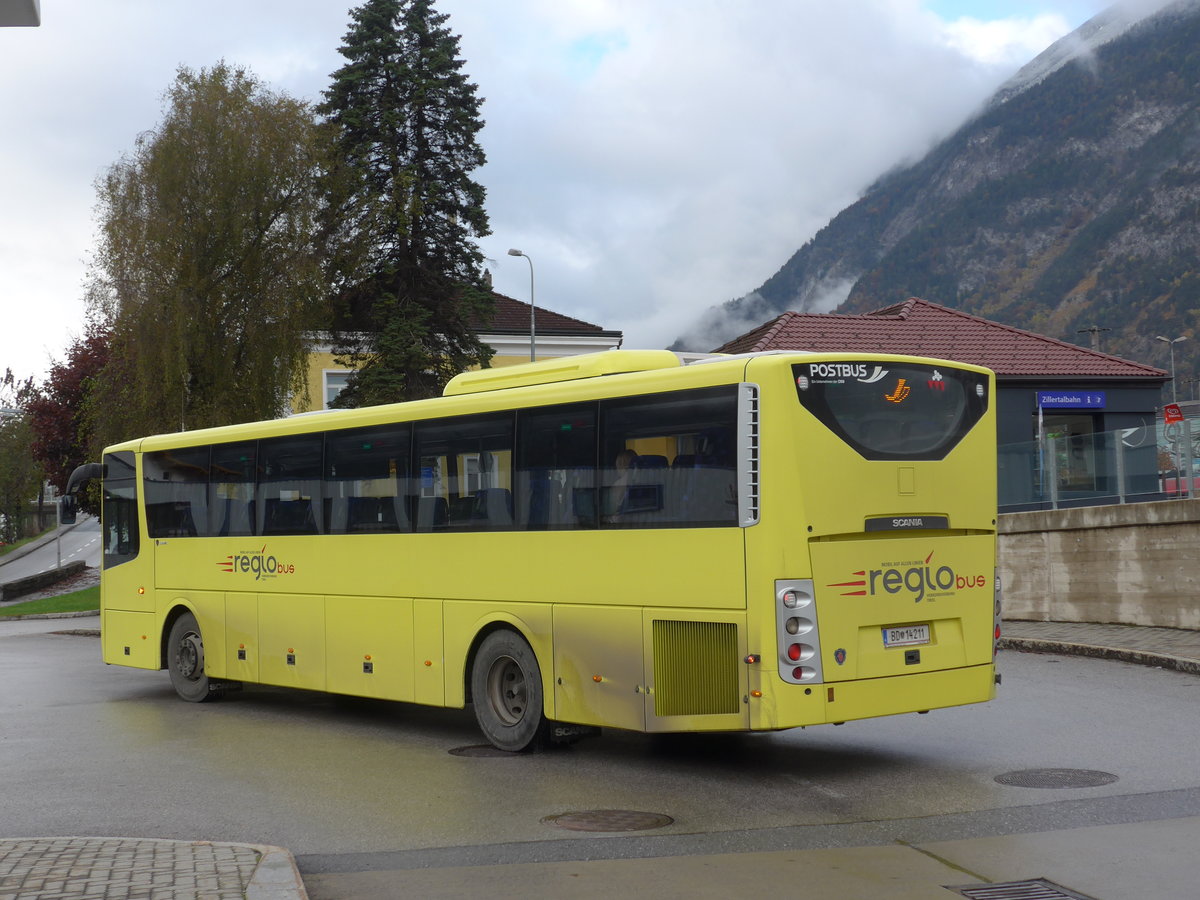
left=676, top=0, right=1200, bottom=386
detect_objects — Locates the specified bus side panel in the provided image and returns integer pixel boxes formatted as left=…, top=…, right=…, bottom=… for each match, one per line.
left=225, top=592, right=260, bottom=683
left=442, top=601, right=553, bottom=712
left=326, top=596, right=414, bottom=702
left=258, top=593, right=326, bottom=691
left=552, top=605, right=645, bottom=731
left=102, top=609, right=159, bottom=669
left=413, top=599, right=445, bottom=707
left=643, top=608, right=749, bottom=733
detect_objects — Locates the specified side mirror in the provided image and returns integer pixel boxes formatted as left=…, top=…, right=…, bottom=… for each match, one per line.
left=60, top=494, right=77, bottom=526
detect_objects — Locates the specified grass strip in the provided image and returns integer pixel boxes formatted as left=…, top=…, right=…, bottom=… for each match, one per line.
left=0, top=585, right=99, bottom=617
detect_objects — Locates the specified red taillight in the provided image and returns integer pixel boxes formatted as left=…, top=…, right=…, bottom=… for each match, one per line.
left=787, top=643, right=802, bottom=661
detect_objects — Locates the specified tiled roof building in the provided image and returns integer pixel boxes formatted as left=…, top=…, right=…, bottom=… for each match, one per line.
left=716, top=298, right=1171, bottom=511
left=715, top=298, right=1165, bottom=381
left=473, top=293, right=621, bottom=340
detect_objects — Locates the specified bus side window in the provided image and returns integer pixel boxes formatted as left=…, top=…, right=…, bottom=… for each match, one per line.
left=414, top=413, right=514, bottom=532
left=259, top=434, right=324, bottom=535
left=210, top=442, right=257, bottom=536
left=324, top=424, right=412, bottom=534
left=144, top=446, right=209, bottom=538
left=600, top=386, right=739, bottom=528
left=515, top=403, right=597, bottom=530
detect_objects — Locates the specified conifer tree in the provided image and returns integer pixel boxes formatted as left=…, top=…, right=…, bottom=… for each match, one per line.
left=320, top=0, right=494, bottom=406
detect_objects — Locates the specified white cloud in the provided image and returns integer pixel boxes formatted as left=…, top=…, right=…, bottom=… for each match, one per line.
left=938, top=13, right=1073, bottom=66
left=0, top=0, right=1097, bottom=383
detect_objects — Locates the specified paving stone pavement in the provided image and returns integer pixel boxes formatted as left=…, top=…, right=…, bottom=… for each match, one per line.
left=1001, top=619, right=1200, bottom=674
left=0, top=838, right=306, bottom=900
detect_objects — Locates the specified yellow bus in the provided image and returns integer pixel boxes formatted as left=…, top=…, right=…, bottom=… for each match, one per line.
left=64, top=349, right=1000, bottom=751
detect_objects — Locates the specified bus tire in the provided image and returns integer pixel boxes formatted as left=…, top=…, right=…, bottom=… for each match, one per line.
left=167, top=612, right=215, bottom=703
left=471, top=630, right=547, bottom=752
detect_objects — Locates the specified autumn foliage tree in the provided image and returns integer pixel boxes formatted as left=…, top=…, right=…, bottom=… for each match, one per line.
left=21, top=324, right=111, bottom=491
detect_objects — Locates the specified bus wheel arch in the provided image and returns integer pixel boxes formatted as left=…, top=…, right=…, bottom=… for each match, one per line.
left=468, top=627, right=549, bottom=752
left=164, top=608, right=216, bottom=703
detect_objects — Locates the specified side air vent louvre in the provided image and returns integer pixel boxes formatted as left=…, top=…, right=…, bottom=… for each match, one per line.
left=652, top=620, right=740, bottom=717
left=738, top=383, right=760, bottom=526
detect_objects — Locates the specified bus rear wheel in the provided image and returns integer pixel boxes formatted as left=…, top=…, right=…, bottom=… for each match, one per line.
left=471, top=631, right=548, bottom=752
left=167, top=612, right=215, bottom=703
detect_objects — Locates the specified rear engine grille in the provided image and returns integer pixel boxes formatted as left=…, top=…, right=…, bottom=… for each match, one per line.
left=652, top=620, right=739, bottom=716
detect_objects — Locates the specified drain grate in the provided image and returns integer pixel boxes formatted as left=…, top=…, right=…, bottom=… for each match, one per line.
left=993, top=768, right=1118, bottom=789
left=542, top=809, right=674, bottom=832
left=946, top=878, right=1099, bottom=899
left=447, top=744, right=521, bottom=758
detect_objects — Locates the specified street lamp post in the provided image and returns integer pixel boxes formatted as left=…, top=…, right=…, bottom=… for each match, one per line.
left=507, top=248, right=536, bottom=362
left=1156, top=335, right=1187, bottom=404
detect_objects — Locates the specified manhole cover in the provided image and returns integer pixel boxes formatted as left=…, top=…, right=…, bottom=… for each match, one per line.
left=993, top=768, right=1118, bottom=789
left=542, top=810, right=674, bottom=832
left=447, top=744, right=520, bottom=758
left=947, top=878, right=1099, bottom=899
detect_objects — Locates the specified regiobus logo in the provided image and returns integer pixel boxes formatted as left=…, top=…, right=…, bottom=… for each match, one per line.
left=827, top=551, right=986, bottom=603
left=217, top=546, right=295, bottom=581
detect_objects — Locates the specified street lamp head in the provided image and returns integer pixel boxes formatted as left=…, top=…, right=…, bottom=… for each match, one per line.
left=1156, top=335, right=1187, bottom=344
left=507, top=248, right=524, bottom=258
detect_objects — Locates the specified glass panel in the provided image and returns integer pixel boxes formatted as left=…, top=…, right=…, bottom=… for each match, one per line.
left=515, top=403, right=597, bottom=529
left=794, top=361, right=988, bottom=460
left=258, top=434, right=324, bottom=535
left=143, top=446, right=209, bottom=538
left=210, top=441, right=258, bottom=536
left=414, top=413, right=514, bottom=531
left=324, top=424, right=412, bottom=533
left=600, top=386, right=738, bottom=528
left=102, top=451, right=140, bottom=568
left=325, top=371, right=351, bottom=408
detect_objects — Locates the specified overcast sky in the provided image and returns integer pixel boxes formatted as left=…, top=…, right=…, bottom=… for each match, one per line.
left=0, top=0, right=1115, bottom=384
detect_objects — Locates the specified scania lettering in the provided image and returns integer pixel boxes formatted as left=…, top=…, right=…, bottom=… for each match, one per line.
left=62, top=349, right=998, bottom=751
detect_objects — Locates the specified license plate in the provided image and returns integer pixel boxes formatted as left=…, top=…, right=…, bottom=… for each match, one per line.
left=882, top=624, right=930, bottom=647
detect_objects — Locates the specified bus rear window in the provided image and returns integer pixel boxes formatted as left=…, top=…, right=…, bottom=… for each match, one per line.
left=793, top=362, right=988, bottom=460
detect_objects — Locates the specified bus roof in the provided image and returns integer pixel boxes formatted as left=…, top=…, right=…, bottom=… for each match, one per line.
left=443, top=349, right=684, bottom=395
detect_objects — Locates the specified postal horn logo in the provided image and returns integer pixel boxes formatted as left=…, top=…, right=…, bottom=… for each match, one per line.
left=827, top=551, right=986, bottom=603
left=217, top=545, right=295, bottom=581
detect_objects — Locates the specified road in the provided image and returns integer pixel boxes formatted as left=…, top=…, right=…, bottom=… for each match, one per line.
left=2, top=618, right=1198, bottom=898
left=0, top=516, right=101, bottom=583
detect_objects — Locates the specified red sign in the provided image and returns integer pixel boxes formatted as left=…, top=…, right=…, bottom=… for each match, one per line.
left=1164, top=403, right=1184, bottom=424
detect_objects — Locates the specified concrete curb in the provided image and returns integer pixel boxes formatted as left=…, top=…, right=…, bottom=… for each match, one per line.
left=245, top=843, right=311, bottom=900
left=999, top=636, right=1200, bottom=676
left=1, top=609, right=100, bottom=621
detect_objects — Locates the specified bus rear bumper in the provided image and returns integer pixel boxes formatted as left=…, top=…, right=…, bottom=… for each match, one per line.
left=754, top=662, right=997, bottom=730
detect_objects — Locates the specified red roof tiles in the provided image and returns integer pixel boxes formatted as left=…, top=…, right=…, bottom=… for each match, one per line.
left=475, top=292, right=621, bottom=338
left=714, top=298, right=1166, bottom=380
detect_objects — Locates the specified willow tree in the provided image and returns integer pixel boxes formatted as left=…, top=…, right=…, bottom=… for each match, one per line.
left=89, top=62, right=329, bottom=444
left=320, top=0, right=494, bottom=407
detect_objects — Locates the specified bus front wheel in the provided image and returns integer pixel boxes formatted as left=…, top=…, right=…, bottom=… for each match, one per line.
left=167, top=612, right=215, bottom=703
left=471, top=631, right=548, bottom=752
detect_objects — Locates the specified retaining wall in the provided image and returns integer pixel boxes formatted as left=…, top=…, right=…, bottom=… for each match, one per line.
left=998, top=498, right=1200, bottom=629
